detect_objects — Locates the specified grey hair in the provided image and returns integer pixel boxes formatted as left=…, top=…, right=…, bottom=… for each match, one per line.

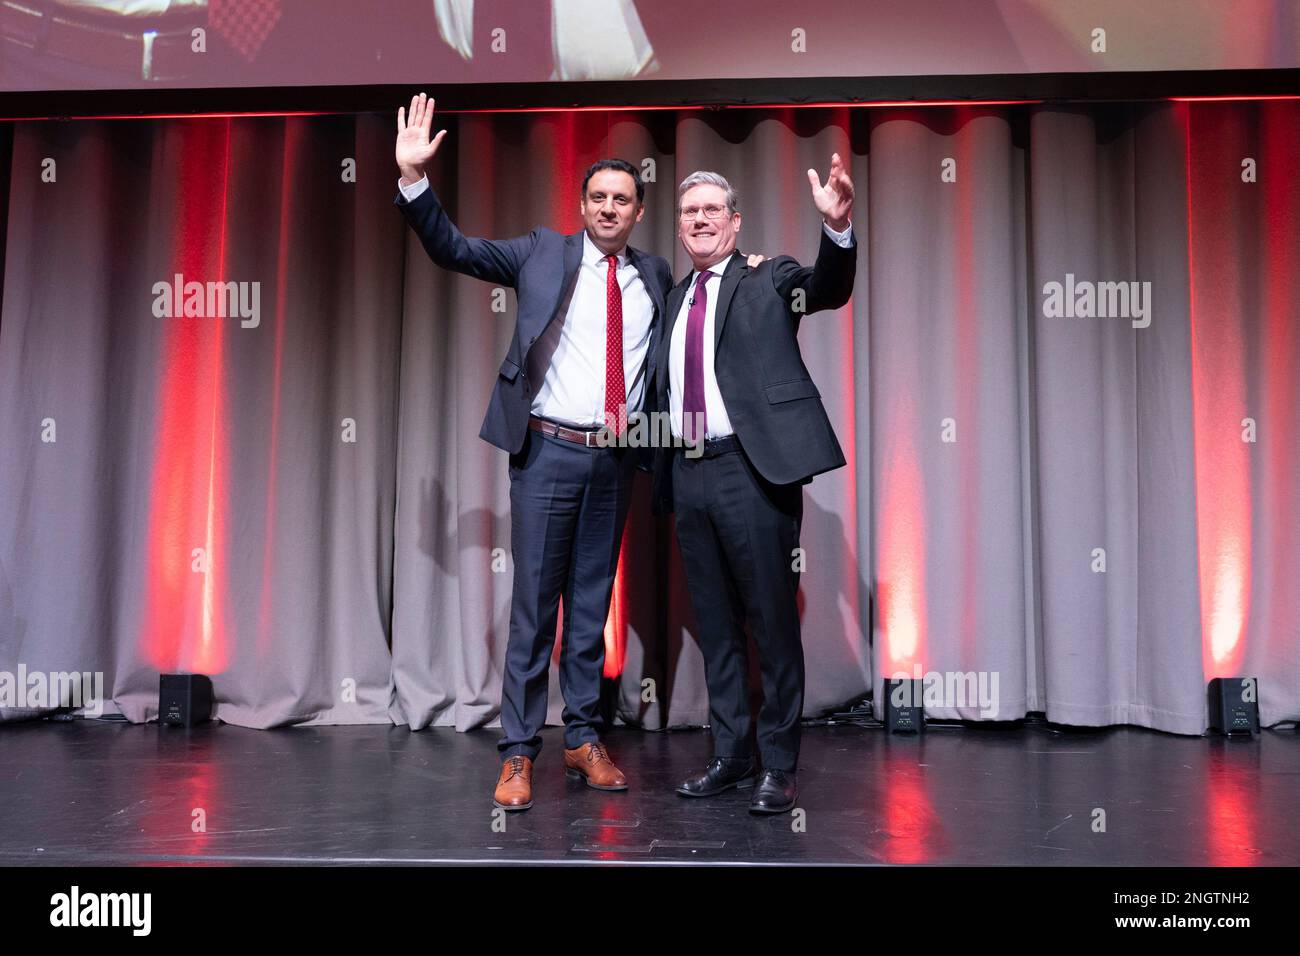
left=677, top=171, right=738, bottom=214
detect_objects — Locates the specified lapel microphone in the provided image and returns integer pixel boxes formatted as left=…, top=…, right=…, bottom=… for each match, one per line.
left=688, top=269, right=705, bottom=307
left=688, top=254, right=734, bottom=307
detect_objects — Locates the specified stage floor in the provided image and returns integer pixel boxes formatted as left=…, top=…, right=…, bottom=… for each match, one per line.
left=1, top=718, right=1296, bottom=866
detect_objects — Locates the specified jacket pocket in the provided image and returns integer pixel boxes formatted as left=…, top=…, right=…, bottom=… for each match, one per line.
left=498, top=358, right=521, bottom=383
left=764, top=378, right=819, bottom=403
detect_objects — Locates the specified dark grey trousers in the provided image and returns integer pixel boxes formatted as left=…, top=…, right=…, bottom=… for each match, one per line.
left=671, top=444, right=805, bottom=772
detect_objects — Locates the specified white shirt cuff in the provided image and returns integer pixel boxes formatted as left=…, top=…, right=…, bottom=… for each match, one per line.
left=398, top=174, right=430, bottom=201
left=822, top=220, right=853, bottom=248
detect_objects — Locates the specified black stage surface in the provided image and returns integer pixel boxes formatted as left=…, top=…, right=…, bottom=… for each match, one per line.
left=2, top=719, right=1296, bottom=866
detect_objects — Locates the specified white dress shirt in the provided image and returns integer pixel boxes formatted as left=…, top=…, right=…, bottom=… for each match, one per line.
left=668, top=222, right=853, bottom=440
left=399, top=174, right=656, bottom=428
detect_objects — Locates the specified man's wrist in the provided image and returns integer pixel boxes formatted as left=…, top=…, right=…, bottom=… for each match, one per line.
left=399, top=166, right=426, bottom=187
left=824, top=216, right=850, bottom=233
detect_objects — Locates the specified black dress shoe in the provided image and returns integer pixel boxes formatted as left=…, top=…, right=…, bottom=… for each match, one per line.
left=749, top=769, right=798, bottom=814
left=676, top=757, right=759, bottom=797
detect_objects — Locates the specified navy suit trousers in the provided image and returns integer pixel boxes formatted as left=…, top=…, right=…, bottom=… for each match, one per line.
left=498, top=429, right=635, bottom=759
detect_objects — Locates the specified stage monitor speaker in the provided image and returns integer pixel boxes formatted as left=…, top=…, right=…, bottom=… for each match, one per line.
left=881, top=678, right=924, bottom=733
left=158, top=673, right=213, bottom=728
left=1207, top=677, right=1259, bottom=736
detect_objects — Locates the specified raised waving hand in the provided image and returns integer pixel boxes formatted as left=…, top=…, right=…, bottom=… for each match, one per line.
left=396, top=92, right=447, bottom=185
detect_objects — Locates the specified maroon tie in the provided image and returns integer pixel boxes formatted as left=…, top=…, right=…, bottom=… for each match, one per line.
left=682, top=270, right=713, bottom=444
left=604, top=255, right=626, bottom=434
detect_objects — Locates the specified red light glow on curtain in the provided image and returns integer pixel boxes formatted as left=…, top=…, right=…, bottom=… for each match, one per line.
left=877, top=403, right=927, bottom=676
left=140, top=121, right=233, bottom=676
left=602, top=540, right=628, bottom=678
left=1186, top=105, right=1252, bottom=678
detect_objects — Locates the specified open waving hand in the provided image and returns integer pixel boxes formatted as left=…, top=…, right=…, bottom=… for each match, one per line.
left=396, top=92, right=447, bottom=186
left=806, top=152, right=854, bottom=232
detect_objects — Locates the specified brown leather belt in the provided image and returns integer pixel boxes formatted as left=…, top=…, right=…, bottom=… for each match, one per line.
left=528, top=415, right=610, bottom=448
left=1, top=2, right=203, bottom=83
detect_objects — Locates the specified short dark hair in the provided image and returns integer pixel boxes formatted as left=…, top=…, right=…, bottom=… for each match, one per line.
left=581, top=159, right=644, bottom=205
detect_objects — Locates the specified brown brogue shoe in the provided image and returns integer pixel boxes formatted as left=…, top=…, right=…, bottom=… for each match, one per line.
left=493, top=755, right=533, bottom=810
left=563, top=741, right=629, bottom=791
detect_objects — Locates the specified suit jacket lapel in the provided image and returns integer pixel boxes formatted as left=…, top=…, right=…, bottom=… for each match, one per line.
left=712, top=250, right=746, bottom=352
left=658, top=273, right=691, bottom=400
left=658, top=253, right=743, bottom=399
left=537, top=232, right=584, bottom=343
left=627, top=246, right=665, bottom=321
left=627, top=245, right=666, bottom=379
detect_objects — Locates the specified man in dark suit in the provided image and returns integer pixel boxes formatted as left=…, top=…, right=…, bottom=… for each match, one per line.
left=653, top=158, right=856, bottom=813
left=393, top=93, right=673, bottom=811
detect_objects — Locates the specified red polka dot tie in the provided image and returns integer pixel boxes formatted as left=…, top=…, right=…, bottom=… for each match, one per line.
left=604, top=254, right=626, bottom=434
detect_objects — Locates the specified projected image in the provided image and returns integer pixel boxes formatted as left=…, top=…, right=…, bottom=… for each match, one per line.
left=0, top=0, right=657, bottom=91
left=1, top=0, right=1298, bottom=93
left=433, top=0, right=656, bottom=81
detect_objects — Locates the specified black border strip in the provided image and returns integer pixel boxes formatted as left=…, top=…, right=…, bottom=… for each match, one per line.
left=2, top=69, right=1299, bottom=119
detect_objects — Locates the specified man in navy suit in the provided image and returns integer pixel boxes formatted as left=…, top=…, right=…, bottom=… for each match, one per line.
left=393, top=93, right=672, bottom=811
left=653, top=159, right=856, bottom=813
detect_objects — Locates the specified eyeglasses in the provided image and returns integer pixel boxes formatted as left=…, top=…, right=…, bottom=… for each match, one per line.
left=679, top=204, right=731, bottom=220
